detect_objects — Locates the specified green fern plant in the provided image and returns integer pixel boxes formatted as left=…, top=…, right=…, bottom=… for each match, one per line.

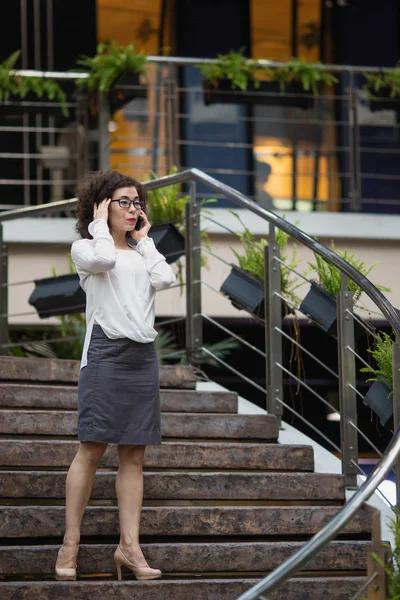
left=199, top=48, right=261, bottom=91
left=76, top=41, right=148, bottom=94
left=363, top=509, right=400, bottom=600
left=271, top=57, right=338, bottom=93
left=156, top=327, right=239, bottom=367
left=360, top=331, right=394, bottom=390
left=146, top=166, right=216, bottom=292
left=199, top=50, right=337, bottom=95
left=229, top=210, right=303, bottom=306
left=308, top=241, right=391, bottom=305
left=0, top=50, right=68, bottom=116
left=364, top=64, right=400, bottom=100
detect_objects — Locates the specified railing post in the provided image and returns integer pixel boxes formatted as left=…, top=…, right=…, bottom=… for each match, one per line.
left=392, top=338, right=400, bottom=510
left=367, top=508, right=387, bottom=600
left=264, top=227, right=283, bottom=425
left=98, top=93, right=110, bottom=171
left=347, top=73, right=362, bottom=212
left=0, top=224, right=8, bottom=356
left=337, top=273, right=358, bottom=489
left=165, top=63, right=180, bottom=171
left=185, top=181, right=202, bottom=364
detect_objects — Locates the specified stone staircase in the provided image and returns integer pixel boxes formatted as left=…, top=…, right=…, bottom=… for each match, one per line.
left=0, top=356, right=372, bottom=599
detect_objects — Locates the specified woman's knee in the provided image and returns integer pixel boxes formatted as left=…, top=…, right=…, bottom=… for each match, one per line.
left=77, top=442, right=108, bottom=466
left=118, top=444, right=146, bottom=467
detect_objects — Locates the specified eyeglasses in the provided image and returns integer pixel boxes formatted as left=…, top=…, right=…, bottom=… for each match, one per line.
left=111, top=197, right=145, bottom=210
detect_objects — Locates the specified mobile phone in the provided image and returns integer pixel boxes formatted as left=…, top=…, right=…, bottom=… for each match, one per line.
left=135, top=216, right=144, bottom=231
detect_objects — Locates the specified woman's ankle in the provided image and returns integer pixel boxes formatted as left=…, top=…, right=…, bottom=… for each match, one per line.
left=62, top=537, right=80, bottom=548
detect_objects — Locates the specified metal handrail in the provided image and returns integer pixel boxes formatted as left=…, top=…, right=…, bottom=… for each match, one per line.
left=9, top=56, right=400, bottom=78
left=2, top=168, right=400, bottom=599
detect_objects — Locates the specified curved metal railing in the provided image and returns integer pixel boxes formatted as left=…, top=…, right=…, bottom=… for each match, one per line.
left=1, top=168, right=399, bottom=598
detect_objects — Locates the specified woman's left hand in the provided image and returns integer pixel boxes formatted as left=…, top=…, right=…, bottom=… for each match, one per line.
left=130, top=210, right=151, bottom=244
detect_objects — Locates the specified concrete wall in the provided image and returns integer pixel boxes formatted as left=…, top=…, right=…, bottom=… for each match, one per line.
left=3, top=210, right=399, bottom=328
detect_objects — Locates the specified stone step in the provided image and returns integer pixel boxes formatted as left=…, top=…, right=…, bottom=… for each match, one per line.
left=0, top=384, right=238, bottom=413
left=0, top=541, right=369, bottom=575
left=0, top=357, right=196, bottom=388
left=0, top=505, right=372, bottom=538
left=0, top=440, right=314, bottom=470
left=0, top=471, right=345, bottom=501
left=0, top=577, right=366, bottom=600
left=0, top=410, right=278, bottom=440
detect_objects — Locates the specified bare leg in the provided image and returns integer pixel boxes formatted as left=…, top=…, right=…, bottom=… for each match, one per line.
left=56, top=441, right=108, bottom=568
left=116, top=444, right=149, bottom=566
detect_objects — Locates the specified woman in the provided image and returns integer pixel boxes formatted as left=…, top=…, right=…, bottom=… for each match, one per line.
left=55, top=170, right=176, bottom=582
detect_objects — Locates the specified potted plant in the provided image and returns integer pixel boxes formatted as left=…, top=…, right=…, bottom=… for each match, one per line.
left=28, top=260, right=85, bottom=319
left=76, top=41, right=148, bottom=114
left=145, top=166, right=216, bottom=270
left=199, top=50, right=337, bottom=110
left=145, top=168, right=188, bottom=265
left=360, top=331, right=394, bottom=430
left=364, top=64, right=400, bottom=112
left=0, top=50, right=68, bottom=116
left=220, top=211, right=302, bottom=320
left=299, top=242, right=390, bottom=339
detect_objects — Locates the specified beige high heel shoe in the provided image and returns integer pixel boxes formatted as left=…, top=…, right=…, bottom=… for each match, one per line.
left=55, top=545, right=77, bottom=581
left=114, top=545, right=162, bottom=581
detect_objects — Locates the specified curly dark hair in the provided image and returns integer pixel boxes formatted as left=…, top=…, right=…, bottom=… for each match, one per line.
left=75, top=170, right=148, bottom=238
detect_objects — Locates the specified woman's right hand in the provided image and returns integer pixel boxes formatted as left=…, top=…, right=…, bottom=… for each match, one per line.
left=93, top=198, right=111, bottom=222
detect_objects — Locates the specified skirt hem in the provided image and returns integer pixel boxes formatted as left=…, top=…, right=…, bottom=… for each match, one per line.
left=78, top=429, right=162, bottom=445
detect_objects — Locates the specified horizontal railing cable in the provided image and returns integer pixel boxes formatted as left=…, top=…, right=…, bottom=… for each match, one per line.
left=346, top=310, right=378, bottom=339
left=273, top=257, right=313, bottom=285
left=350, top=460, right=394, bottom=508
left=275, top=362, right=339, bottom=415
left=275, top=326, right=339, bottom=379
left=349, top=572, right=378, bottom=600
left=347, top=383, right=366, bottom=401
left=275, top=397, right=341, bottom=454
left=201, top=313, right=266, bottom=358
left=200, top=347, right=267, bottom=394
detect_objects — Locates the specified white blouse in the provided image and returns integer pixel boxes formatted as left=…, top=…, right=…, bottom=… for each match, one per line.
left=71, top=218, right=176, bottom=369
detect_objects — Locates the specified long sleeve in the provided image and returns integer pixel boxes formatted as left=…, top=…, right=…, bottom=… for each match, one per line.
left=136, top=236, right=176, bottom=290
left=71, top=219, right=116, bottom=275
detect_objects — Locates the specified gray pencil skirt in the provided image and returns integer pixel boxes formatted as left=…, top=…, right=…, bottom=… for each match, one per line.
left=77, top=324, right=161, bottom=445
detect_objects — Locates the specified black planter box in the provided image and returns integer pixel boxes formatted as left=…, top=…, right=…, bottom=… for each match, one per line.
left=363, top=381, right=393, bottom=430
left=220, top=265, right=265, bottom=318
left=148, top=223, right=185, bottom=265
left=109, top=72, right=147, bottom=113
left=369, top=90, right=400, bottom=113
left=299, top=282, right=367, bottom=339
left=29, top=274, right=86, bottom=318
left=203, top=79, right=314, bottom=110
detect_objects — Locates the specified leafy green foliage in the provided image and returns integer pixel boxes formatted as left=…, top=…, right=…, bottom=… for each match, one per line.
left=229, top=210, right=303, bottom=306
left=157, top=328, right=239, bottom=367
left=364, top=64, right=400, bottom=99
left=271, top=57, right=338, bottom=93
left=146, top=167, right=190, bottom=229
left=76, top=41, right=148, bottom=94
left=364, top=509, right=400, bottom=600
left=199, top=50, right=337, bottom=94
left=308, top=241, right=391, bottom=304
left=360, top=331, right=394, bottom=390
left=0, top=50, right=68, bottom=116
left=146, top=167, right=216, bottom=292
left=199, top=48, right=261, bottom=91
